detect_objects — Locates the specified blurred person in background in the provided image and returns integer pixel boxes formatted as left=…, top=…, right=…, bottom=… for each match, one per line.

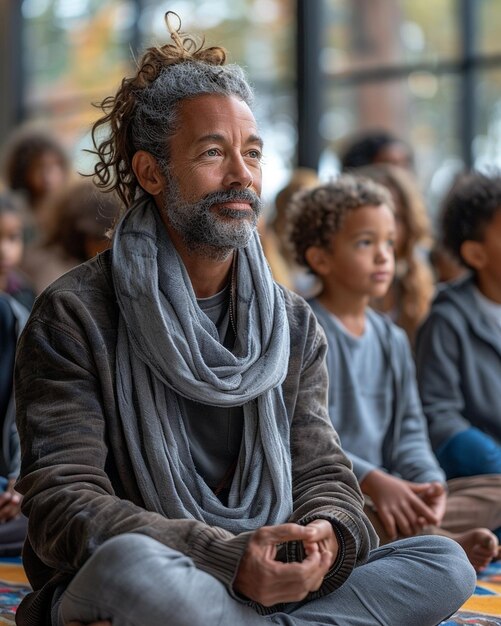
left=267, top=168, right=320, bottom=296
left=257, top=218, right=293, bottom=289
left=355, top=163, right=435, bottom=346
left=0, top=191, right=36, bottom=310
left=1, top=124, right=71, bottom=239
left=429, top=242, right=467, bottom=285
left=0, top=293, right=28, bottom=556
left=416, top=171, right=501, bottom=487
left=340, top=129, right=414, bottom=172
left=22, top=179, right=119, bottom=294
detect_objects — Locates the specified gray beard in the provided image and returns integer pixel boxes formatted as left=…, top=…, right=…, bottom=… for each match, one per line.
left=163, top=176, right=262, bottom=261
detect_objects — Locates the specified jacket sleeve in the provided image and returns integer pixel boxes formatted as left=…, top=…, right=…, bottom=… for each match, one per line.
left=285, top=309, right=378, bottom=599
left=389, top=329, right=445, bottom=484
left=15, top=313, right=250, bottom=592
left=339, top=451, right=379, bottom=484
left=415, top=312, right=471, bottom=450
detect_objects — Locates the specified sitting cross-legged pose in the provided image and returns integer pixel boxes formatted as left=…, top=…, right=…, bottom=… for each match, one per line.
left=15, top=14, right=475, bottom=626
left=286, top=175, right=501, bottom=573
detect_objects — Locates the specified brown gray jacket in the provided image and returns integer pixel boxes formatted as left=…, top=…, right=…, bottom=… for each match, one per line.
left=15, top=250, right=377, bottom=625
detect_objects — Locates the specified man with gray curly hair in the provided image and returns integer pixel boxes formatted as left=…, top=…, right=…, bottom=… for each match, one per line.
left=14, top=13, right=474, bottom=626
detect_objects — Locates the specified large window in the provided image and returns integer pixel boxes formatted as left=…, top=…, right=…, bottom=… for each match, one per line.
left=9, top=0, right=501, bottom=215
left=19, top=0, right=295, bottom=203
left=21, top=0, right=136, bottom=146
left=305, top=0, right=501, bottom=218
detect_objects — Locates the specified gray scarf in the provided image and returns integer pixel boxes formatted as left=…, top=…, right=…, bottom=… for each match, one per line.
left=112, top=195, right=293, bottom=534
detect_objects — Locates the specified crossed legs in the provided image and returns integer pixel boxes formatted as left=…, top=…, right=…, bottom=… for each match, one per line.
left=57, top=533, right=475, bottom=626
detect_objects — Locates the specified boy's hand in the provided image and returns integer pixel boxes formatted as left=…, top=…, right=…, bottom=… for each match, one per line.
left=417, top=481, right=447, bottom=525
left=234, top=521, right=337, bottom=606
left=361, top=470, right=440, bottom=540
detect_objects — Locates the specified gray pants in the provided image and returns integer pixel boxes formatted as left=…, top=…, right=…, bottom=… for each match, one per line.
left=57, top=533, right=475, bottom=626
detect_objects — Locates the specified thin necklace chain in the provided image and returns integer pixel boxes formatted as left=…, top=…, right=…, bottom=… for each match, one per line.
left=228, top=253, right=238, bottom=336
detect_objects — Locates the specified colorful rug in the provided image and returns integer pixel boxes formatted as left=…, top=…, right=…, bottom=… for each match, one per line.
left=441, top=559, right=501, bottom=625
left=0, top=557, right=499, bottom=624
left=0, top=557, right=30, bottom=624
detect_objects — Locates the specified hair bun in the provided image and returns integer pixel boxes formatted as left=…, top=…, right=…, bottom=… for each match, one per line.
left=165, top=12, right=226, bottom=66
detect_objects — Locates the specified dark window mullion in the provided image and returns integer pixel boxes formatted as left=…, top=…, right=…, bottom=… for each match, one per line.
left=296, top=0, right=323, bottom=169
left=0, top=0, right=24, bottom=142
left=459, top=0, right=476, bottom=169
left=321, top=52, right=501, bottom=87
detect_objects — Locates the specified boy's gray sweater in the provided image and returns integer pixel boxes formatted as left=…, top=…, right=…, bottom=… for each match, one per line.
left=416, top=274, right=501, bottom=450
left=309, top=299, right=444, bottom=485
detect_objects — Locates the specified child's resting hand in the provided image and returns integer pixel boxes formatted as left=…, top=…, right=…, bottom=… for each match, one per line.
left=360, top=469, right=441, bottom=540
left=416, top=481, right=447, bottom=524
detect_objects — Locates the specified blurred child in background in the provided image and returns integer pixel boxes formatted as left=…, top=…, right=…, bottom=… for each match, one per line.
left=2, top=124, right=70, bottom=238
left=22, top=179, right=119, bottom=294
left=267, top=168, right=320, bottom=296
left=416, top=172, right=501, bottom=484
left=0, top=191, right=35, bottom=310
left=340, top=129, right=414, bottom=172
left=428, top=242, right=467, bottom=285
left=0, top=293, right=29, bottom=555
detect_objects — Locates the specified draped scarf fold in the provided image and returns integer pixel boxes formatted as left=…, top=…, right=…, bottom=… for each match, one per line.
left=112, top=195, right=293, bottom=533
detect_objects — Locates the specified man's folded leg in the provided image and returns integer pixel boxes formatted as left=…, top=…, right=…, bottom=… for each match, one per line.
left=271, top=536, right=475, bottom=626
left=57, top=533, right=265, bottom=626
left=58, top=534, right=475, bottom=626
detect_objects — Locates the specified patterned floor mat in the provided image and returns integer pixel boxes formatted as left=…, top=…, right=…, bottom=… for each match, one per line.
left=441, top=560, right=501, bottom=625
left=0, top=557, right=499, bottom=624
left=0, top=558, right=30, bottom=624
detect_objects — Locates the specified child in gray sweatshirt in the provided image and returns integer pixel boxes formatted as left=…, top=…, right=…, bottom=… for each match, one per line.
left=416, top=172, right=501, bottom=488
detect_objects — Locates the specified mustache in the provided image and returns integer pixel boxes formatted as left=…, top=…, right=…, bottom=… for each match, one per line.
left=195, top=188, right=262, bottom=213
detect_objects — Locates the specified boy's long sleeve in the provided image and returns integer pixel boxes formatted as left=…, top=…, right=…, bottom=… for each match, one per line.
left=416, top=311, right=472, bottom=450
left=415, top=275, right=501, bottom=450
left=387, top=328, right=445, bottom=484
